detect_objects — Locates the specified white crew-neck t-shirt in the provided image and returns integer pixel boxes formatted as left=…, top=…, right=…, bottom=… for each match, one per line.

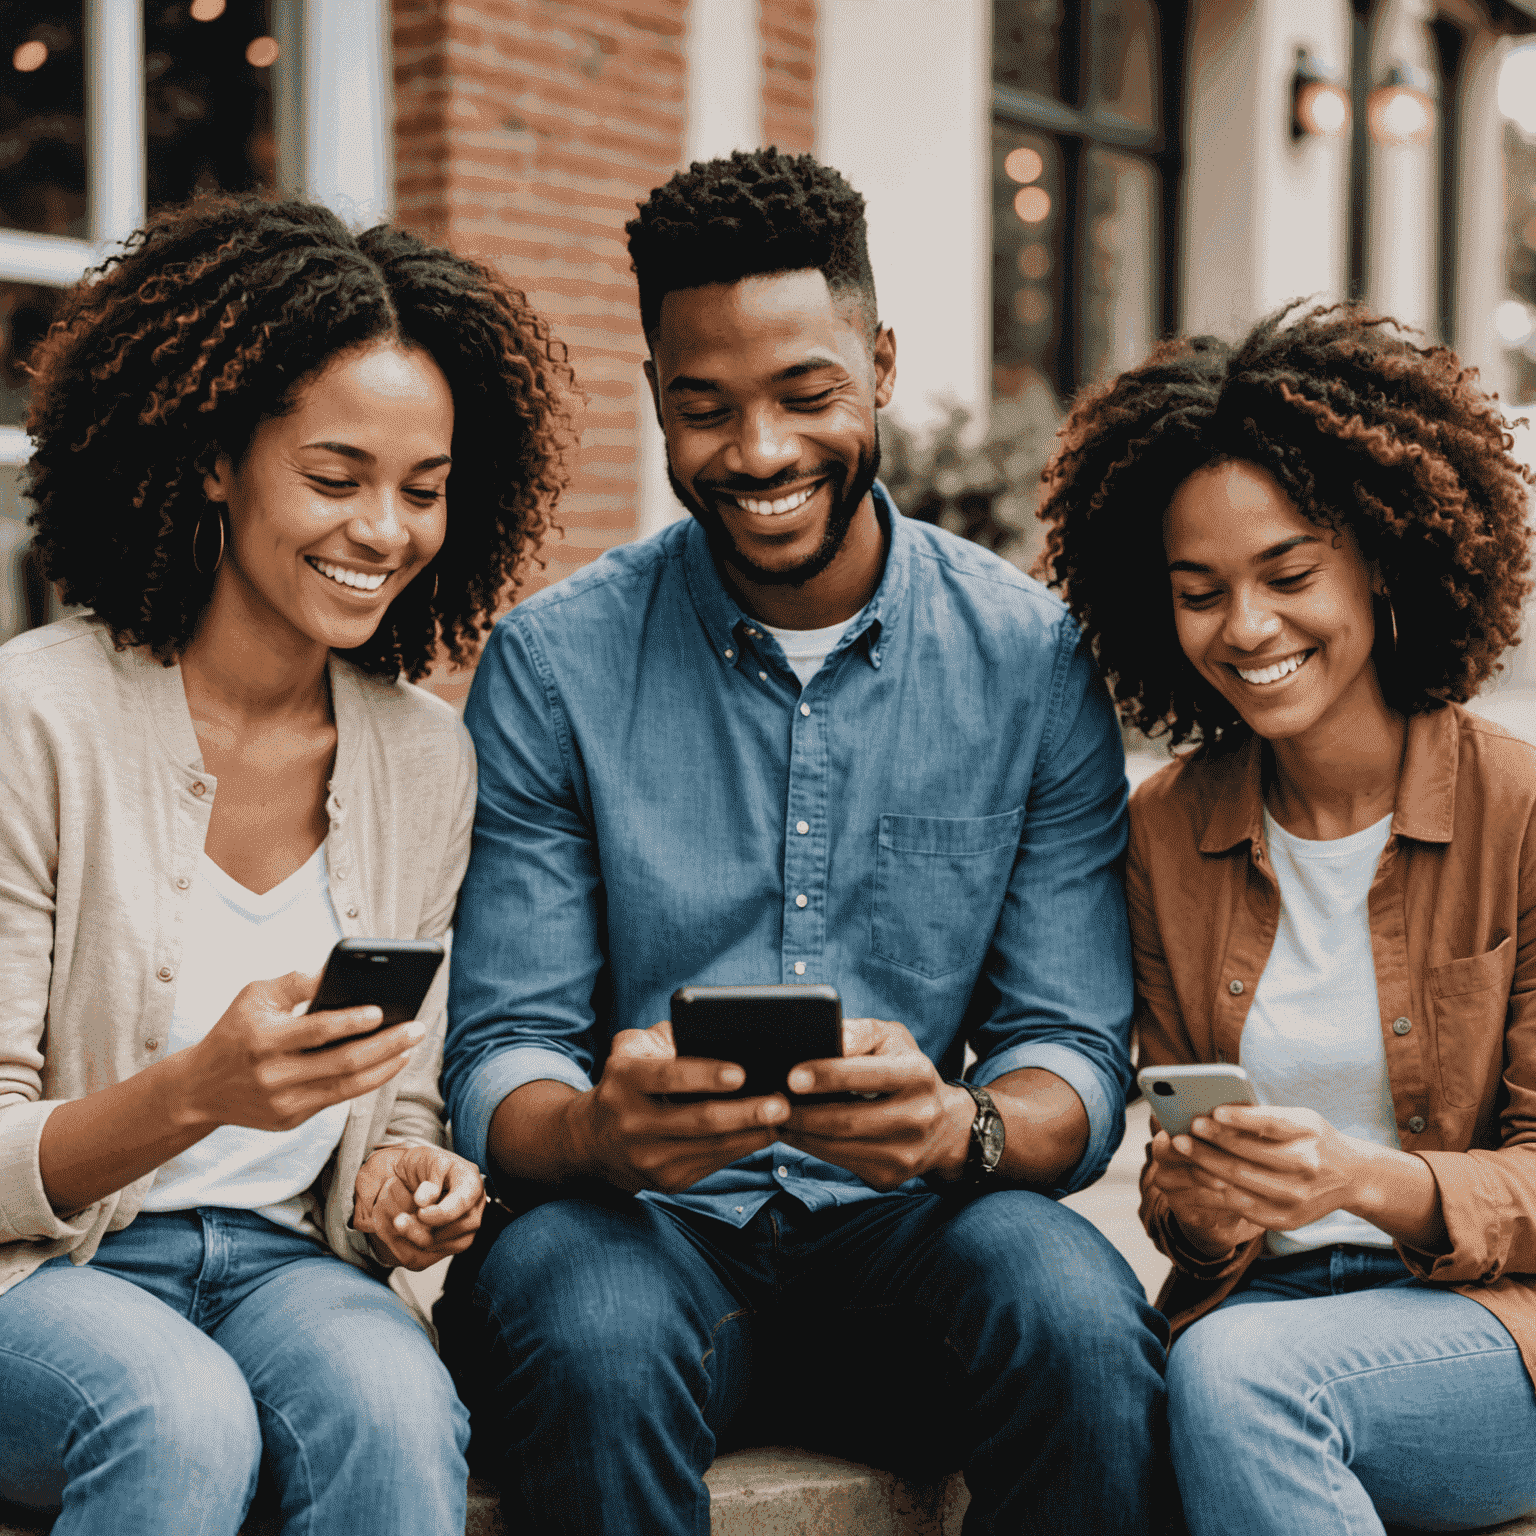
left=1239, top=807, right=1400, bottom=1254
left=760, top=612, right=862, bottom=688
left=142, top=843, right=348, bottom=1231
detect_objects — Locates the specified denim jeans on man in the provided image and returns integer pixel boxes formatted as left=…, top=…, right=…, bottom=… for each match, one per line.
left=1170, top=1246, right=1536, bottom=1535
left=443, top=490, right=1166, bottom=1533
left=0, top=1209, right=469, bottom=1536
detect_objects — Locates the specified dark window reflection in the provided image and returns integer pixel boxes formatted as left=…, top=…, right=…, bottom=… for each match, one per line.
left=993, top=0, right=1066, bottom=100
left=992, top=126, right=1062, bottom=400
left=145, top=0, right=276, bottom=209
left=1091, top=0, right=1158, bottom=129
left=0, top=280, right=64, bottom=426
left=0, top=6, right=87, bottom=238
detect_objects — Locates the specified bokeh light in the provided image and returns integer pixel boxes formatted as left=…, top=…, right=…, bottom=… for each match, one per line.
left=190, top=0, right=227, bottom=19
left=245, top=36, right=279, bottom=68
left=12, top=41, right=47, bottom=73
left=1494, top=299, right=1534, bottom=348
left=1013, top=186, right=1051, bottom=224
left=1499, top=43, right=1536, bottom=136
left=1017, top=243, right=1050, bottom=280
left=1004, top=147, right=1044, bottom=185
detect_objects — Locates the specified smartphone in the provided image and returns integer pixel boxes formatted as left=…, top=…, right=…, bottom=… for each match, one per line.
left=307, top=938, right=445, bottom=1044
left=668, top=983, right=848, bottom=1102
left=1137, top=1063, right=1257, bottom=1138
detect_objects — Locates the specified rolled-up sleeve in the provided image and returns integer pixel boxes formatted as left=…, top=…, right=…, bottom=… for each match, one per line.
left=969, top=617, right=1134, bottom=1196
left=443, top=616, right=606, bottom=1180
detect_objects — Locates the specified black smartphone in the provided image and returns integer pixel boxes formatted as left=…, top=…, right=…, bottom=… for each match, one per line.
left=668, top=983, right=848, bottom=1102
left=307, top=938, right=445, bottom=1044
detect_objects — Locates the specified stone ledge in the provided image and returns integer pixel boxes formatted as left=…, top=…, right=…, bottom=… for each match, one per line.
left=4, top=1453, right=1535, bottom=1535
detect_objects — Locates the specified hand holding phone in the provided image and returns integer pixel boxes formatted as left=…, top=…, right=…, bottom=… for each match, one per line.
left=1138, top=1063, right=1257, bottom=1138
left=668, top=983, right=849, bottom=1103
left=306, top=939, right=444, bottom=1045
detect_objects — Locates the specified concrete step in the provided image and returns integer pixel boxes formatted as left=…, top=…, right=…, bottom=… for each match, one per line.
left=3, top=1455, right=1535, bottom=1534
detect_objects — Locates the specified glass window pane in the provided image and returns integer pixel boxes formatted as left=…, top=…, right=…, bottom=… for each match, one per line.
left=1091, top=0, right=1158, bottom=130
left=992, top=125, right=1063, bottom=400
left=0, top=279, right=64, bottom=426
left=1081, top=148, right=1157, bottom=383
left=145, top=0, right=276, bottom=209
left=0, top=6, right=87, bottom=238
left=993, top=0, right=1067, bottom=100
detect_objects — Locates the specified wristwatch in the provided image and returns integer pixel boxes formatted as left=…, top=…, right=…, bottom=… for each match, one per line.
left=949, top=1079, right=1005, bottom=1183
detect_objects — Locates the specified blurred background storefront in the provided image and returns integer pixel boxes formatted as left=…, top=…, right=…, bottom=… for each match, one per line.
left=0, top=0, right=1532, bottom=735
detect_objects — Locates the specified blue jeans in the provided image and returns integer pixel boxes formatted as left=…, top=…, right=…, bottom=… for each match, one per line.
left=443, top=1185, right=1169, bottom=1535
left=1169, top=1246, right=1536, bottom=1535
left=0, top=1209, right=469, bottom=1536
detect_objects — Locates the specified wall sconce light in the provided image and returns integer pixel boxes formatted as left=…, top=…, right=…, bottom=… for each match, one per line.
left=1366, top=64, right=1436, bottom=147
left=1292, top=50, right=1350, bottom=140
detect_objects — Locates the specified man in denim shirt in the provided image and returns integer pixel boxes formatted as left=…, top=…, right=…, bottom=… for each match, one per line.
left=442, top=149, right=1168, bottom=1534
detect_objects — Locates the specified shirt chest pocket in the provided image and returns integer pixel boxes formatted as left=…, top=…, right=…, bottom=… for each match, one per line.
left=1430, top=935, right=1516, bottom=1108
left=872, top=809, right=1025, bottom=980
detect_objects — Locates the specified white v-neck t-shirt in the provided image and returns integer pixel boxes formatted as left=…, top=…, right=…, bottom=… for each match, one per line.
left=760, top=612, right=862, bottom=688
left=1240, top=807, right=1400, bottom=1255
left=142, top=843, right=348, bottom=1231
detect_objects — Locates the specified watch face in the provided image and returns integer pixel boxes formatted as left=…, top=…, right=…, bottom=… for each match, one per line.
left=978, top=1110, right=1005, bottom=1169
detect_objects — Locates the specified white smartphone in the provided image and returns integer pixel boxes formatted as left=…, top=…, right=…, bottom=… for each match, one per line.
left=1137, top=1063, right=1257, bottom=1138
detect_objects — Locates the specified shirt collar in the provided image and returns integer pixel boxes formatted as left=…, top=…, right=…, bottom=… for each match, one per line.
left=682, top=480, right=910, bottom=672
left=1195, top=705, right=1460, bottom=854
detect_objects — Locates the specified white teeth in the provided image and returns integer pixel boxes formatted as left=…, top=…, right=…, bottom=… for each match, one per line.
left=311, top=559, right=388, bottom=592
left=734, top=484, right=817, bottom=516
left=1236, top=651, right=1311, bottom=686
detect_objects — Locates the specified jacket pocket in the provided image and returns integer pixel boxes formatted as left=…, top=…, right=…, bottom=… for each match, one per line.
left=872, top=809, right=1024, bottom=980
left=1430, top=935, right=1516, bottom=1108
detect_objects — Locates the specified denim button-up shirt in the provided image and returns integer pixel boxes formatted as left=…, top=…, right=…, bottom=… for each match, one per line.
left=445, top=487, right=1134, bottom=1225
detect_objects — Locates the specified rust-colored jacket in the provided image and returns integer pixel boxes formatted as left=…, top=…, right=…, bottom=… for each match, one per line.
left=1130, top=704, right=1536, bottom=1378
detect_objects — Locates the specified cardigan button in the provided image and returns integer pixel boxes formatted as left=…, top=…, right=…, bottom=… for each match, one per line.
left=1393, top=1017, right=1412, bottom=1035
left=144, top=1038, right=159, bottom=1052
left=1407, top=1115, right=1426, bottom=1134
left=346, top=905, right=359, bottom=919
left=1228, top=979, right=1244, bottom=996
left=156, top=965, right=174, bottom=981
left=190, top=781, right=206, bottom=797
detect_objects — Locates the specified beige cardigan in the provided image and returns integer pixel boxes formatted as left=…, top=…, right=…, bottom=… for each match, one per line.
left=0, top=615, right=475, bottom=1300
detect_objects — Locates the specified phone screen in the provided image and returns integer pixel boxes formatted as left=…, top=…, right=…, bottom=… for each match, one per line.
left=669, top=983, right=846, bottom=1101
left=308, top=939, right=445, bottom=1043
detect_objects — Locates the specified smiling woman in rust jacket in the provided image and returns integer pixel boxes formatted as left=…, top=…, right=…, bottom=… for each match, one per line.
left=1036, top=305, right=1535, bottom=1536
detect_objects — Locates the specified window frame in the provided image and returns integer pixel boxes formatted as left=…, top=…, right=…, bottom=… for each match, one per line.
left=991, top=0, right=1184, bottom=397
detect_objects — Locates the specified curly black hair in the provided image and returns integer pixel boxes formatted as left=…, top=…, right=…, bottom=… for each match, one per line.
left=24, top=193, right=577, bottom=680
left=625, top=147, right=877, bottom=343
left=1035, top=304, right=1534, bottom=749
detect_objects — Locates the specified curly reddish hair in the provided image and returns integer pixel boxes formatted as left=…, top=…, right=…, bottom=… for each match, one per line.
left=24, top=194, right=578, bottom=680
left=1035, top=304, right=1534, bottom=749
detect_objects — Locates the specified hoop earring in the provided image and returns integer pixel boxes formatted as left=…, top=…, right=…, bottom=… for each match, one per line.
left=192, top=508, right=224, bottom=576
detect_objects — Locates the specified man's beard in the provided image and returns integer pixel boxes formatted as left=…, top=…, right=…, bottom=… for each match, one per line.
left=668, top=427, right=882, bottom=589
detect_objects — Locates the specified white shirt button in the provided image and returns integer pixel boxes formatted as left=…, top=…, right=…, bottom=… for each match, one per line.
left=1228, top=979, right=1244, bottom=995
left=794, top=962, right=806, bottom=975
left=1393, top=1017, right=1412, bottom=1035
left=759, top=671, right=768, bottom=681
left=795, top=894, right=808, bottom=908
left=800, top=702, right=811, bottom=716
left=724, top=649, right=734, bottom=659
left=776, top=1165, right=788, bottom=1178
left=735, top=1206, right=745, bottom=1214
left=796, top=821, right=809, bottom=835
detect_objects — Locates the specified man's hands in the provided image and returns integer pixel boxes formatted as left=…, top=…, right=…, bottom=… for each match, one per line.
left=353, top=1144, right=487, bottom=1270
left=778, top=1018, right=975, bottom=1190
left=565, top=1021, right=790, bottom=1193
left=170, top=969, right=424, bottom=1135
left=1148, top=1103, right=1446, bottom=1257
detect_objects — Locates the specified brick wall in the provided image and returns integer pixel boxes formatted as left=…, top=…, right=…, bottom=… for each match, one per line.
left=760, top=0, right=816, bottom=153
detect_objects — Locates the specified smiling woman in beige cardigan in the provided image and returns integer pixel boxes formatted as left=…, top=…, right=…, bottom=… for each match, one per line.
left=0, top=195, right=573, bottom=1536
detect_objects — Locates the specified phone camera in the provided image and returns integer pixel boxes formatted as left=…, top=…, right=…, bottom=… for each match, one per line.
left=1151, top=1081, right=1175, bottom=1096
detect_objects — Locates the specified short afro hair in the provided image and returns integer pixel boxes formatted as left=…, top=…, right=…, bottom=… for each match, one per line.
left=1035, top=303, right=1534, bottom=750
left=25, top=193, right=577, bottom=681
left=625, top=147, right=877, bottom=343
